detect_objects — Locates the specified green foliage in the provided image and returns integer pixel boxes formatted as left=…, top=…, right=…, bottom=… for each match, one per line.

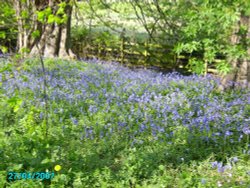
left=71, top=26, right=89, bottom=41
left=186, top=58, right=205, bottom=75
left=37, top=7, right=52, bottom=23
left=31, top=30, right=40, bottom=39
left=0, top=1, right=17, bottom=52
left=0, top=31, right=6, bottom=39
left=36, top=2, right=68, bottom=25
left=73, top=0, right=249, bottom=75
left=216, top=61, right=232, bottom=75
left=171, top=1, right=244, bottom=75
left=7, top=96, right=22, bottom=113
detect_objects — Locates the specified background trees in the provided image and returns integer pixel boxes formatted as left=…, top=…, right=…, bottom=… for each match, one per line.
left=72, top=0, right=250, bottom=88
left=0, top=0, right=249, bottom=87
left=12, top=0, right=75, bottom=59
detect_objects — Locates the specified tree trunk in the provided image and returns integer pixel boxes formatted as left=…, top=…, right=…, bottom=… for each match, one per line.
left=14, top=0, right=24, bottom=55
left=221, top=14, right=250, bottom=89
left=14, top=0, right=76, bottom=59
left=245, top=16, right=250, bottom=88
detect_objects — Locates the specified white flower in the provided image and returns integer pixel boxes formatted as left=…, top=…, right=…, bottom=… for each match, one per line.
left=217, top=181, right=222, bottom=187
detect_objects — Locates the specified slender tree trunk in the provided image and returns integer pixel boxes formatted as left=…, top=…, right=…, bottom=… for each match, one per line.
left=244, top=16, right=250, bottom=88
left=14, top=0, right=24, bottom=54
left=221, top=14, right=250, bottom=89
left=234, top=15, right=250, bottom=88
left=248, top=47, right=250, bottom=85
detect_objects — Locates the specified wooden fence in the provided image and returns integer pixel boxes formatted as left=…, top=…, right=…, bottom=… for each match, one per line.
left=71, top=37, right=220, bottom=74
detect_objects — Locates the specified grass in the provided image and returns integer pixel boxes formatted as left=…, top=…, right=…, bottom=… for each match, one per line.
left=0, top=58, right=249, bottom=187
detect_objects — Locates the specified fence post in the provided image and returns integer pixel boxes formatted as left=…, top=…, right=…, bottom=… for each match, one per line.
left=98, top=43, right=101, bottom=58
left=204, top=60, right=208, bottom=76
left=120, top=28, right=125, bottom=64
left=144, top=39, right=149, bottom=65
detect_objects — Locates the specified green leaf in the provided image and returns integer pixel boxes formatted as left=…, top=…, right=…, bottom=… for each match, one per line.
left=0, top=46, right=8, bottom=53
left=37, top=11, right=46, bottom=23
left=7, top=96, right=22, bottom=113
left=54, top=16, right=62, bottom=24
left=183, top=42, right=201, bottom=53
left=41, top=158, right=52, bottom=164
left=54, top=15, right=67, bottom=24
left=44, top=7, right=52, bottom=16
left=159, top=165, right=165, bottom=171
left=58, top=2, right=67, bottom=9
left=11, top=164, right=23, bottom=171
left=174, top=43, right=184, bottom=55
left=62, top=14, right=68, bottom=23
left=37, top=7, right=52, bottom=23
left=56, top=7, right=65, bottom=16
left=47, top=14, right=55, bottom=24
left=216, top=61, right=232, bottom=75
left=0, top=32, right=6, bottom=39
left=31, top=30, right=40, bottom=39
left=186, top=58, right=205, bottom=75
left=21, top=10, right=29, bottom=19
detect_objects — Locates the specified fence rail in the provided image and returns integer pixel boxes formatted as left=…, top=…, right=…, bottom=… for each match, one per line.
left=71, top=38, right=222, bottom=74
